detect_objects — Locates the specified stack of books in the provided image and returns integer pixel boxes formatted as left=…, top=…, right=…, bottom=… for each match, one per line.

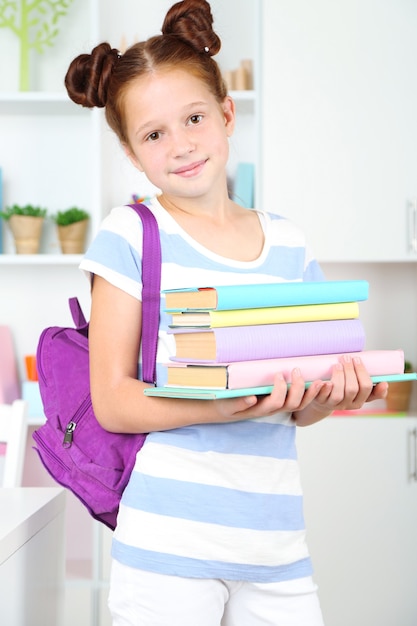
left=144, top=280, right=416, bottom=399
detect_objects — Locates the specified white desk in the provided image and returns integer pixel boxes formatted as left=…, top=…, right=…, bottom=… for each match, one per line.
left=0, top=487, right=66, bottom=626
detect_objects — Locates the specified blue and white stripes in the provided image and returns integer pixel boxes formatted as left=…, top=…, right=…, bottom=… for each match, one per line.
left=80, top=196, right=325, bottom=583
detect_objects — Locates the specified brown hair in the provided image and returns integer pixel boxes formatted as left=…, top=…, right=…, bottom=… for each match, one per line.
left=65, top=0, right=227, bottom=147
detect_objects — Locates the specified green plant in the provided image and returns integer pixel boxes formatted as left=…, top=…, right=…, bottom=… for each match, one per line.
left=405, top=360, right=413, bottom=373
left=0, top=0, right=75, bottom=91
left=0, top=204, right=47, bottom=219
left=52, top=207, right=90, bottom=226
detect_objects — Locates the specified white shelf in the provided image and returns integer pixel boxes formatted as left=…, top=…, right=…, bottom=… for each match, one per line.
left=0, top=92, right=88, bottom=115
left=0, top=254, right=83, bottom=265
left=230, top=89, right=256, bottom=101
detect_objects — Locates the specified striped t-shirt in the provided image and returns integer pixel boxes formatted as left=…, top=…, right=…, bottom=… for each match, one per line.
left=80, top=196, right=325, bottom=583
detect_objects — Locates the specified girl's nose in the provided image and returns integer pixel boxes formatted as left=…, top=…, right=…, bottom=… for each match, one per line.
left=170, top=129, right=195, bottom=157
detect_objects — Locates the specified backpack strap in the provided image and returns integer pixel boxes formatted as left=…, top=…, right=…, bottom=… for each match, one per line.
left=68, top=204, right=161, bottom=385
left=69, top=297, right=88, bottom=330
left=128, top=203, right=161, bottom=385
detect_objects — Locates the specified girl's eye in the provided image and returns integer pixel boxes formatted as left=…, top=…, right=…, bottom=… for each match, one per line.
left=189, top=114, right=203, bottom=125
left=146, top=131, right=160, bottom=142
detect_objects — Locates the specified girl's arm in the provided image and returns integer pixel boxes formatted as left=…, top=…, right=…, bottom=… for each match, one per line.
left=88, top=276, right=259, bottom=433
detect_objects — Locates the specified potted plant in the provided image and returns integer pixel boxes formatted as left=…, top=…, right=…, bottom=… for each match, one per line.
left=52, top=207, right=90, bottom=254
left=386, top=360, right=414, bottom=413
left=0, top=204, right=47, bottom=253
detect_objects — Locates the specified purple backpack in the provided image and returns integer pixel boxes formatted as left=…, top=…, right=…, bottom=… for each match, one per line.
left=32, top=204, right=161, bottom=530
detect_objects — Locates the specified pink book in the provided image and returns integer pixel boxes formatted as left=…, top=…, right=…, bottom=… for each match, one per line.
left=0, top=326, right=20, bottom=403
left=166, top=350, right=405, bottom=389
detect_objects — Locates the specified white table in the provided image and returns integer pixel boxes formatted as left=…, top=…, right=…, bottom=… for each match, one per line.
left=0, top=487, right=66, bottom=626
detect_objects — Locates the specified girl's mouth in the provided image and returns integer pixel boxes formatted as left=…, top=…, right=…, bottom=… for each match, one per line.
left=173, top=160, right=207, bottom=178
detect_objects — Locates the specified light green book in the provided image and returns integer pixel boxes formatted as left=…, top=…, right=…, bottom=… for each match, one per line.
left=144, top=373, right=417, bottom=400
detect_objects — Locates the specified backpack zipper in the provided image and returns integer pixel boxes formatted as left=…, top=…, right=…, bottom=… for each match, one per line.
left=63, top=421, right=76, bottom=447
left=62, top=394, right=92, bottom=447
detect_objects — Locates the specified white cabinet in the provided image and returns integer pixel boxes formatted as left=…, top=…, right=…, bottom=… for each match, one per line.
left=0, top=488, right=66, bottom=626
left=296, top=417, right=417, bottom=626
left=261, top=0, right=417, bottom=262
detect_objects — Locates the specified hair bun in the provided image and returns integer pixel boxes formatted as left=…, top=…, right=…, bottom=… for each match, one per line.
left=162, top=0, right=221, bottom=57
left=65, top=42, right=120, bottom=108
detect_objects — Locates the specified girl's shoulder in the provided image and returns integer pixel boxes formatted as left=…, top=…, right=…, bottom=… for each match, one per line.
left=100, top=204, right=148, bottom=236
left=254, top=209, right=309, bottom=246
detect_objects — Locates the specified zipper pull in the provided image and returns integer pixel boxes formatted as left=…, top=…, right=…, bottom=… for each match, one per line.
left=63, top=421, right=76, bottom=447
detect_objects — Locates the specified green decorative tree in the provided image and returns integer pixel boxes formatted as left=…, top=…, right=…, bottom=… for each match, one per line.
left=0, top=0, right=74, bottom=91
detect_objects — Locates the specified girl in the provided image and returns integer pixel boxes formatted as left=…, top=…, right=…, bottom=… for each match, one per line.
left=65, top=1, right=387, bottom=624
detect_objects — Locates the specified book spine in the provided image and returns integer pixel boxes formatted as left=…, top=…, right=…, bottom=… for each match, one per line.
left=170, top=319, right=366, bottom=363
left=227, top=350, right=405, bottom=388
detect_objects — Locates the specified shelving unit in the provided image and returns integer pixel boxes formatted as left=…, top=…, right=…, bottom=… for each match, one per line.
left=0, top=0, right=260, bottom=261
left=0, top=2, right=261, bottom=625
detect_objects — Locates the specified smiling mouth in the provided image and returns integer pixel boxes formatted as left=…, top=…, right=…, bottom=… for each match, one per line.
left=173, top=160, right=207, bottom=177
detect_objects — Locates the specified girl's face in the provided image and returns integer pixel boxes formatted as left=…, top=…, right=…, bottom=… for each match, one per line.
left=122, top=68, right=235, bottom=201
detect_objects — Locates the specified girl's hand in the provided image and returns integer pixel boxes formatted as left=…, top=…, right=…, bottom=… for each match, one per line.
left=292, top=355, right=389, bottom=426
left=214, top=355, right=388, bottom=427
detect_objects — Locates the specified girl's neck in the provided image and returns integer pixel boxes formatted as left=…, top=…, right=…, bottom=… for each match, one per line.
left=158, top=193, right=232, bottom=220
left=156, top=194, right=265, bottom=262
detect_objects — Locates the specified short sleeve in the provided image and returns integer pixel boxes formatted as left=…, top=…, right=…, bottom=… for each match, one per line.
left=79, top=206, right=145, bottom=300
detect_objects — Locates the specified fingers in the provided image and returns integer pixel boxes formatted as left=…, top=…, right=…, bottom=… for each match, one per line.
left=227, top=370, right=307, bottom=419
left=225, top=356, right=383, bottom=421
left=324, top=355, right=373, bottom=409
left=367, top=381, right=389, bottom=401
left=251, top=369, right=324, bottom=415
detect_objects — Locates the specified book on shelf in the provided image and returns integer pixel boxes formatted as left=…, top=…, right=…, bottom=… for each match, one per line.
left=0, top=168, right=3, bottom=254
left=169, top=318, right=366, bottom=363
left=144, top=373, right=417, bottom=400
left=234, top=162, right=254, bottom=208
left=165, top=350, right=406, bottom=389
left=163, top=279, right=369, bottom=312
left=168, top=301, right=360, bottom=328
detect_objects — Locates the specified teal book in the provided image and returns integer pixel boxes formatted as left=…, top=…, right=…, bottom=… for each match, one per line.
left=164, top=279, right=369, bottom=312
left=144, top=373, right=417, bottom=400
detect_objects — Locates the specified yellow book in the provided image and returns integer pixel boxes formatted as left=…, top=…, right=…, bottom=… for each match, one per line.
left=169, top=301, right=359, bottom=328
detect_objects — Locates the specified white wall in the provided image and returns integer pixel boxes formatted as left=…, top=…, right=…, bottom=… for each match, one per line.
left=0, top=265, right=90, bottom=382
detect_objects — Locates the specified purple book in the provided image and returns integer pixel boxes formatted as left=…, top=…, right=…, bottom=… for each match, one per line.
left=169, top=319, right=366, bottom=363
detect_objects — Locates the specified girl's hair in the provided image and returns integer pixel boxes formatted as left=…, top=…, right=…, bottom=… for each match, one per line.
left=65, top=0, right=227, bottom=146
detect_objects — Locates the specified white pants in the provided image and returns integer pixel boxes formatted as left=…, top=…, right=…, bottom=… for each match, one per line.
left=108, top=560, right=325, bottom=626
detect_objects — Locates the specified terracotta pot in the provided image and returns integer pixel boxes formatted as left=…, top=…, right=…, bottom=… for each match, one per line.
left=386, top=380, right=413, bottom=412
left=57, top=219, right=88, bottom=254
left=8, top=214, right=44, bottom=254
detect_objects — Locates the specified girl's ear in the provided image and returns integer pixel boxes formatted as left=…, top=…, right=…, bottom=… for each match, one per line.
left=222, top=96, right=236, bottom=137
left=122, top=144, right=144, bottom=172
